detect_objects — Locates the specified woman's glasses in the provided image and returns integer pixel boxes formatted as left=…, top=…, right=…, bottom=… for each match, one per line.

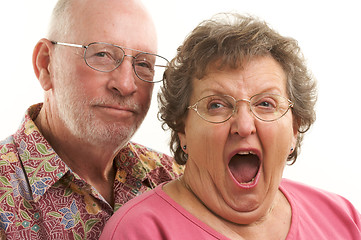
left=188, top=93, right=294, bottom=123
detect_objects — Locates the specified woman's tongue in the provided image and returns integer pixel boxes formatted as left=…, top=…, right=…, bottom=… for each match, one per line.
left=229, top=154, right=259, bottom=183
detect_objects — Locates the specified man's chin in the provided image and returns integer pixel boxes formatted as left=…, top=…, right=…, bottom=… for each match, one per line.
left=81, top=125, right=136, bottom=147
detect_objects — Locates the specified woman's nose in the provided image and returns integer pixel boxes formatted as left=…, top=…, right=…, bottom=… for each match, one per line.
left=230, top=102, right=256, bottom=137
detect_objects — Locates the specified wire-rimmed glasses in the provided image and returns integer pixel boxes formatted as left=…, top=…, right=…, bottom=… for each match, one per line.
left=51, top=41, right=169, bottom=83
left=188, top=93, right=294, bottom=123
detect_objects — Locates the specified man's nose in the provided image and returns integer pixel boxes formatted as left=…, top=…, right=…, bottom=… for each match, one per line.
left=107, top=57, right=137, bottom=96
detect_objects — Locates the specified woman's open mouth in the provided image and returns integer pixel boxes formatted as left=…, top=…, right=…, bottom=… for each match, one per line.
left=228, top=151, right=261, bottom=188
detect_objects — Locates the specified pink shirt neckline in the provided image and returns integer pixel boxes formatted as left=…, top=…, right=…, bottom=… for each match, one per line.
left=156, top=180, right=298, bottom=239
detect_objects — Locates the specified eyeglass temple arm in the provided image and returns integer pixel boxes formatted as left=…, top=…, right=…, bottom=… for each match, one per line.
left=51, top=41, right=86, bottom=49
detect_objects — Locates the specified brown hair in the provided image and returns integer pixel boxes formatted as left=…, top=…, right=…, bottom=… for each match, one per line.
left=158, top=13, right=317, bottom=165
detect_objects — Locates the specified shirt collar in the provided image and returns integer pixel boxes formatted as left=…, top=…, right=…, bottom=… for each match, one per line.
left=15, top=104, right=153, bottom=202
left=13, top=104, right=70, bottom=202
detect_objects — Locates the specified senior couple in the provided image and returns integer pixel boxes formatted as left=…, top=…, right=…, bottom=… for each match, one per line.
left=0, top=0, right=360, bottom=239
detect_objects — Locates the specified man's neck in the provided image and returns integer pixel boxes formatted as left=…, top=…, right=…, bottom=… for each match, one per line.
left=34, top=106, right=123, bottom=206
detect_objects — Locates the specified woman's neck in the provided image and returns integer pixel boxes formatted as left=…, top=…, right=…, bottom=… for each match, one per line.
left=163, top=177, right=291, bottom=240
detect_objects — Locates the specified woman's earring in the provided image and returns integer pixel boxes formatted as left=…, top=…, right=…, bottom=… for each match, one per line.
left=183, top=145, right=187, bottom=150
left=290, top=147, right=294, bottom=153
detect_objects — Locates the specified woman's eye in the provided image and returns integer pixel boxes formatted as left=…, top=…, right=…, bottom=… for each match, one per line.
left=209, top=102, right=225, bottom=109
left=256, top=99, right=277, bottom=108
left=259, top=101, right=272, bottom=107
left=207, top=98, right=233, bottom=111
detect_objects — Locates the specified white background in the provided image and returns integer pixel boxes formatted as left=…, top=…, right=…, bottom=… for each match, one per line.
left=1, top=1, right=360, bottom=210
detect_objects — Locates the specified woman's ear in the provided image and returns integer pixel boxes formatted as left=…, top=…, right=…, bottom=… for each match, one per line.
left=178, top=132, right=187, bottom=153
left=291, top=117, right=300, bottom=149
left=32, top=38, right=54, bottom=91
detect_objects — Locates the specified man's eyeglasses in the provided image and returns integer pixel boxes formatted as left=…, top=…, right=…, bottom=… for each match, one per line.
left=188, top=93, right=294, bottom=123
left=51, top=41, right=169, bottom=83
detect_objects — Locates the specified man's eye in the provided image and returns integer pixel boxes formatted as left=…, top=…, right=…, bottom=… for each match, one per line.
left=135, top=60, right=153, bottom=70
left=95, top=52, right=108, bottom=57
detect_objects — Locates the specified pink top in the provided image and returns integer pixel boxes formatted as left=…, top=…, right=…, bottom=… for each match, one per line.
left=100, top=178, right=361, bottom=239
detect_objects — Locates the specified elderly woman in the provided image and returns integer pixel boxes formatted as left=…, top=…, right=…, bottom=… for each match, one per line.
left=100, top=13, right=361, bottom=239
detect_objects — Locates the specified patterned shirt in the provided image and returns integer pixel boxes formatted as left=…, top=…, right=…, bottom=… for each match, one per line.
left=0, top=104, right=183, bottom=239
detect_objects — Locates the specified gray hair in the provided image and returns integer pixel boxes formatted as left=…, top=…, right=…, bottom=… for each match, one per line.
left=47, top=0, right=72, bottom=40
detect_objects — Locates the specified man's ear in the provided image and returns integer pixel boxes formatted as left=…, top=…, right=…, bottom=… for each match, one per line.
left=32, top=38, right=54, bottom=91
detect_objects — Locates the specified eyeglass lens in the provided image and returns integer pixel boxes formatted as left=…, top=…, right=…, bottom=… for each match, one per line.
left=84, top=43, right=168, bottom=82
left=193, top=93, right=292, bottom=123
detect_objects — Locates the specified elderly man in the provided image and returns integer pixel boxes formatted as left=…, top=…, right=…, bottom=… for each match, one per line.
left=0, top=0, right=182, bottom=239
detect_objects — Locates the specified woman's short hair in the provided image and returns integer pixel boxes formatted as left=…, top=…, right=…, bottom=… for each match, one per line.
left=158, top=13, right=317, bottom=165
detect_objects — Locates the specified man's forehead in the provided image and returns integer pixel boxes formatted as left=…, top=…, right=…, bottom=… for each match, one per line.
left=67, top=0, right=157, bottom=53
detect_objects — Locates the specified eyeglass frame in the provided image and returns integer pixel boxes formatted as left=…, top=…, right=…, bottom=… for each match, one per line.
left=188, top=93, right=294, bottom=124
left=51, top=41, right=169, bottom=83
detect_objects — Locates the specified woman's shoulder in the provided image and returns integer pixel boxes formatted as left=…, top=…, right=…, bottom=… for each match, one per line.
left=280, top=178, right=357, bottom=210
left=281, top=178, right=348, bottom=202
left=100, top=185, right=169, bottom=239
left=281, top=178, right=361, bottom=239
left=112, top=184, right=169, bottom=221
left=100, top=183, right=227, bottom=240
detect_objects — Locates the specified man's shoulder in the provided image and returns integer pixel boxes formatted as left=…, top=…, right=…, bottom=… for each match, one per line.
left=0, top=135, right=15, bottom=148
left=0, top=135, right=19, bottom=171
left=128, top=141, right=183, bottom=169
left=124, top=142, right=171, bottom=165
left=127, top=142, right=169, bottom=157
left=119, top=142, right=184, bottom=183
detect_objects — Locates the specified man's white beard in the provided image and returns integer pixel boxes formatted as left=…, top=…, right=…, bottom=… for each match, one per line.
left=54, top=84, right=141, bottom=147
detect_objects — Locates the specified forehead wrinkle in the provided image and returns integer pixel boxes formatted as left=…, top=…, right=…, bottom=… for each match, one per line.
left=192, top=68, right=247, bottom=100
left=211, top=59, right=285, bottom=95
left=192, top=73, right=287, bottom=106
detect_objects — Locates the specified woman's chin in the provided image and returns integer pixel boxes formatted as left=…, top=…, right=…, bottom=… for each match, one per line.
left=220, top=203, right=270, bottom=225
left=218, top=182, right=272, bottom=225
